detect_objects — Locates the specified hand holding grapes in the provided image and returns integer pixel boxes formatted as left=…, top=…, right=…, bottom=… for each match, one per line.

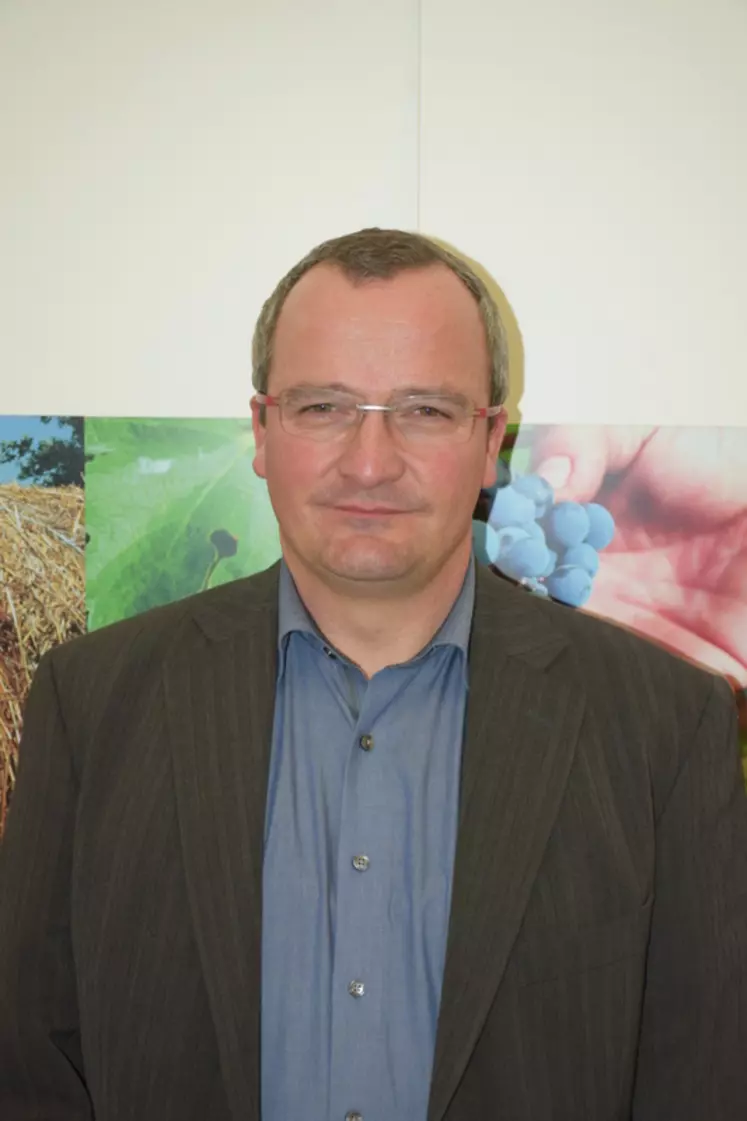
left=527, top=425, right=747, bottom=688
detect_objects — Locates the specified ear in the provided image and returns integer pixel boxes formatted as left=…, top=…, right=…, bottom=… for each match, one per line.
left=481, top=409, right=509, bottom=489
left=251, top=400, right=267, bottom=480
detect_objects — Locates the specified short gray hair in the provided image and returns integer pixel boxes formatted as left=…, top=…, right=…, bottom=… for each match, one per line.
left=251, top=227, right=508, bottom=407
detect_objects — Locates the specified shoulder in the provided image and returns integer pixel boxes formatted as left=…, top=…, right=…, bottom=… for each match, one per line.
left=476, top=567, right=738, bottom=817
left=476, top=564, right=725, bottom=731
left=40, top=560, right=281, bottom=709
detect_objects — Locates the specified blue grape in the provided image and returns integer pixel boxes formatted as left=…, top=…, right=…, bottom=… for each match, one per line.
left=544, top=501, right=590, bottom=549
left=496, top=538, right=550, bottom=580
left=542, top=548, right=558, bottom=577
left=562, top=542, right=600, bottom=576
left=584, top=502, right=615, bottom=550
left=547, top=565, right=592, bottom=607
left=525, top=520, right=547, bottom=544
left=488, top=485, right=536, bottom=530
left=512, top=473, right=554, bottom=517
left=493, top=525, right=530, bottom=559
left=485, top=525, right=504, bottom=563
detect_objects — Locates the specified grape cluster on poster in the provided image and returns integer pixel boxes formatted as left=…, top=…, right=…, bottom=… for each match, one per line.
left=473, top=469, right=615, bottom=606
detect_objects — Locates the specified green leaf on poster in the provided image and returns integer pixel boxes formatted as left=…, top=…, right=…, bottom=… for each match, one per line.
left=84, top=418, right=280, bottom=629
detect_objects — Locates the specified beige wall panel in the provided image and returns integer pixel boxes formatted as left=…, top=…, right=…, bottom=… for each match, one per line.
left=420, top=0, right=747, bottom=426
left=0, top=0, right=419, bottom=415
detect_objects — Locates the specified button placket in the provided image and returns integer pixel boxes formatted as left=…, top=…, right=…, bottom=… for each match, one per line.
left=330, top=696, right=385, bottom=1120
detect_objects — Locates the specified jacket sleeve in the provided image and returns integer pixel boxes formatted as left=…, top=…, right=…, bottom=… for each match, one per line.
left=0, top=649, right=93, bottom=1119
left=632, top=673, right=747, bottom=1120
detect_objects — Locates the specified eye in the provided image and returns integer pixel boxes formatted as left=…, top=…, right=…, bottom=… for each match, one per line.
left=416, top=404, right=450, bottom=418
left=401, top=399, right=459, bottom=421
left=299, top=401, right=336, bottom=414
left=289, top=395, right=347, bottom=415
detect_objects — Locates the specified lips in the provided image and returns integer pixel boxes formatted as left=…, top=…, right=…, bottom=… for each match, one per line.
left=334, top=506, right=406, bottom=515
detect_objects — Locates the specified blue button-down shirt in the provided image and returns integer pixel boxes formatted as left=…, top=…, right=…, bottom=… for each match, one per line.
left=261, top=557, right=475, bottom=1121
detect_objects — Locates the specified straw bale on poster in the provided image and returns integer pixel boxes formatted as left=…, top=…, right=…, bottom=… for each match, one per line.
left=0, top=483, right=85, bottom=837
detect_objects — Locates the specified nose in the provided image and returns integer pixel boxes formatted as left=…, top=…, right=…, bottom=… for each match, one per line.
left=335, top=409, right=406, bottom=488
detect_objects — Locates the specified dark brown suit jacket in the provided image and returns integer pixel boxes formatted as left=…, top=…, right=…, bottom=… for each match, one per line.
left=1, top=561, right=746, bottom=1120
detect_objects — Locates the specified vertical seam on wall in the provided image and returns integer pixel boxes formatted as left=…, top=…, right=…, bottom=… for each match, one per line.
left=416, top=0, right=422, bottom=229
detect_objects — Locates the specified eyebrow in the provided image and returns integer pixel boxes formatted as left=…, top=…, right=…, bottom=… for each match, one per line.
left=290, top=380, right=466, bottom=397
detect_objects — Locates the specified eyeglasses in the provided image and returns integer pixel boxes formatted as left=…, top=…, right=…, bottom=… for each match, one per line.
left=251, top=387, right=504, bottom=444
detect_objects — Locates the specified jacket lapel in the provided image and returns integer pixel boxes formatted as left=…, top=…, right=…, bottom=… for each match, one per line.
left=427, top=567, right=586, bottom=1121
left=162, top=563, right=280, bottom=1121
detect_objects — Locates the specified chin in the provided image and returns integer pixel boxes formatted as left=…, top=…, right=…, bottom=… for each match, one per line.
left=320, top=543, right=416, bottom=584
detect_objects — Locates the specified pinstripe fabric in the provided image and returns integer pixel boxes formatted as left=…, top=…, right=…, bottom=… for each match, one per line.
left=1, top=560, right=746, bottom=1120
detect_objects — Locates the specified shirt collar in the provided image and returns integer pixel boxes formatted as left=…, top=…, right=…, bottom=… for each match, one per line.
left=277, top=554, right=475, bottom=677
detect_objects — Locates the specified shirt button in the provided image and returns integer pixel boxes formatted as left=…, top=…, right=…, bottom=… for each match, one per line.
left=322, top=645, right=337, bottom=659
left=352, top=854, right=369, bottom=872
left=359, top=733, right=374, bottom=752
left=345, top=1113, right=363, bottom=1121
left=348, top=979, right=365, bottom=998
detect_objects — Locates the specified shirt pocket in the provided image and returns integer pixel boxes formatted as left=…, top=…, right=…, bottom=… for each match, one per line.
left=511, top=897, right=653, bottom=987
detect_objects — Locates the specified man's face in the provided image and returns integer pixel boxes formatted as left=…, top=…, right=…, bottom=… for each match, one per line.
left=252, top=263, right=506, bottom=594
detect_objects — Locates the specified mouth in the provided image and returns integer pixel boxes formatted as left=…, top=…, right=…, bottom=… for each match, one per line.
left=333, top=505, right=408, bottom=517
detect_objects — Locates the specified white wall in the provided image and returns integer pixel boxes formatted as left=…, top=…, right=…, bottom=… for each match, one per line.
left=2, top=0, right=746, bottom=424
left=421, top=0, right=747, bottom=425
left=0, top=0, right=420, bottom=415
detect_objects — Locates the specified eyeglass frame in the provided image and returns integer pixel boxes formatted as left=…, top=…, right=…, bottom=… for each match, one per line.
left=250, top=388, right=505, bottom=442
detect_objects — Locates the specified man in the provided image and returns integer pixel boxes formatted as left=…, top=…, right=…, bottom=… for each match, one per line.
left=1, top=228, right=746, bottom=1121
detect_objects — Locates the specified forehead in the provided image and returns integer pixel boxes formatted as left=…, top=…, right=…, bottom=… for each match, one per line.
left=270, top=262, right=489, bottom=378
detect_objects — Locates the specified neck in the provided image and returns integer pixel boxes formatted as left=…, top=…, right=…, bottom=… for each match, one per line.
left=283, top=541, right=472, bottom=678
